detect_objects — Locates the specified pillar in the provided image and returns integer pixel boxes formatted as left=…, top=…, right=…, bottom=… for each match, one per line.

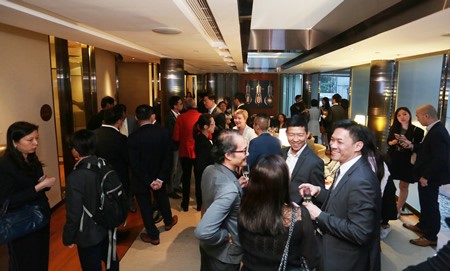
left=160, top=58, right=184, bottom=126
left=303, top=74, right=312, bottom=108
left=367, top=60, right=396, bottom=153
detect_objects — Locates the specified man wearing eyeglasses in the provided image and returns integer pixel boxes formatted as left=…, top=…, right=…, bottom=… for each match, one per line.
left=195, top=130, right=247, bottom=271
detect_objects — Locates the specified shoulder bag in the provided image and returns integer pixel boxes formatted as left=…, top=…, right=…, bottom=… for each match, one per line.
left=410, top=127, right=417, bottom=165
left=0, top=199, right=49, bottom=245
left=278, top=206, right=311, bottom=271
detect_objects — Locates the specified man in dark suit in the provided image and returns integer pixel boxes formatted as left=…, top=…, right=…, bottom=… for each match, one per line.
left=247, top=113, right=281, bottom=168
left=204, top=93, right=226, bottom=140
left=194, top=130, right=246, bottom=271
left=403, top=104, right=450, bottom=247
left=116, top=103, right=138, bottom=137
left=128, top=104, right=178, bottom=245
left=94, top=105, right=131, bottom=207
left=324, top=93, right=346, bottom=139
left=299, top=120, right=381, bottom=271
left=87, top=96, right=115, bottom=130
left=233, top=92, right=251, bottom=126
left=165, top=96, right=183, bottom=199
left=282, top=115, right=324, bottom=203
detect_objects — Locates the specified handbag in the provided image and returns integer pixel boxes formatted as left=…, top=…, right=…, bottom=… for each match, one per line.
left=278, top=206, right=311, bottom=271
left=0, top=199, right=49, bottom=245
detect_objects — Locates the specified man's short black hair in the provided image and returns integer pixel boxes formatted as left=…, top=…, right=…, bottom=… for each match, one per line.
left=287, top=114, right=309, bottom=133
left=103, top=105, right=123, bottom=125
left=135, top=104, right=154, bottom=121
left=101, top=96, right=115, bottom=109
left=234, top=92, right=246, bottom=103
left=69, top=129, right=97, bottom=156
left=169, top=96, right=182, bottom=109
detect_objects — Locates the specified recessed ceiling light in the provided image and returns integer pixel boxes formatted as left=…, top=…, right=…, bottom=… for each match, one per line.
left=152, top=27, right=182, bottom=34
left=441, top=33, right=450, bottom=37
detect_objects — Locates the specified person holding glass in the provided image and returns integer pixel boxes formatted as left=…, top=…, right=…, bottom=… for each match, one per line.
left=0, top=121, right=56, bottom=271
left=238, top=155, right=319, bottom=271
left=387, top=107, right=424, bottom=216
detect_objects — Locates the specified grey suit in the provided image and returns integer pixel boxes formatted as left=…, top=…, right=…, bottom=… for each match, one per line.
left=194, top=163, right=243, bottom=268
left=282, top=146, right=324, bottom=203
left=315, top=157, right=381, bottom=271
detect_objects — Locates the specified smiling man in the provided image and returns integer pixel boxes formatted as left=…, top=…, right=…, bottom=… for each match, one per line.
left=299, top=120, right=381, bottom=271
left=282, top=114, right=324, bottom=204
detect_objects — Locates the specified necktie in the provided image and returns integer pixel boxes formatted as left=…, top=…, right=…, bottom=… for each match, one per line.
left=332, top=168, right=340, bottom=189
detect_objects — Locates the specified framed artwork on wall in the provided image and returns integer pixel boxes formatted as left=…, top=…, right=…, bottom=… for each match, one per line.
left=244, top=80, right=274, bottom=108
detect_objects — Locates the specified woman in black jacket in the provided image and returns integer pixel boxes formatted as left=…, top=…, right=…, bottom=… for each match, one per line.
left=63, top=129, right=119, bottom=271
left=0, top=121, right=56, bottom=271
left=193, top=114, right=215, bottom=212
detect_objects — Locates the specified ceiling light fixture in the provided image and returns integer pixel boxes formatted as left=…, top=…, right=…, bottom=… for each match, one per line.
left=152, top=27, right=182, bottom=35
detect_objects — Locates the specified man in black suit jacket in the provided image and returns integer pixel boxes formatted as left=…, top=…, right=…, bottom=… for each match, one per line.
left=300, top=120, right=381, bottom=271
left=87, top=96, right=115, bottom=130
left=94, top=105, right=130, bottom=203
left=234, top=92, right=251, bottom=126
left=165, top=96, right=183, bottom=199
left=128, top=104, right=178, bottom=245
left=282, top=115, right=324, bottom=203
left=204, top=94, right=226, bottom=141
left=403, top=104, right=450, bottom=247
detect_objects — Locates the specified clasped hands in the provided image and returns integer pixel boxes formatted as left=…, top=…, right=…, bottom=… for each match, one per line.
left=298, top=183, right=322, bottom=220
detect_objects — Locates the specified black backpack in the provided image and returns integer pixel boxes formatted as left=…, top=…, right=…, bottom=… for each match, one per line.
left=78, top=157, right=129, bottom=229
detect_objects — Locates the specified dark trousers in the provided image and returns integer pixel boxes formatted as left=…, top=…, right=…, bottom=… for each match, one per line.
left=200, top=246, right=240, bottom=271
left=180, top=157, right=195, bottom=209
left=77, top=237, right=119, bottom=271
left=136, top=186, right=173, bottom=239
left=193, top=167, right=203, bottom=210
left=417, top=182, right=441, bottom=241
left=8, top=224, right=50, bottom=271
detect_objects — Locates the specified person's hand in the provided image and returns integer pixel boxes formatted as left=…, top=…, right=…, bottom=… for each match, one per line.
left=399, top=138, right=412, bottom=149
left=238, top=176, right=249, bottom=188
left=302, top=201, right=321, bottom=220
left=35, top=176, right=56, bottom=192
left=388, top=139, right=398, bottom=146
left=419, top=177, right=428, bottom=187
left=299, top=183, right=320, bottom=198
left=150, top=180, right=162, bottom=190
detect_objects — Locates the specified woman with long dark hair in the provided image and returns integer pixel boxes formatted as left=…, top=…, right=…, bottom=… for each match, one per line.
left=0, top=121, right=56, bottom=271
left=387, top=107, right=424, bottom=216
left=193, top=113, right=215, bottom=211
left=238, top=155, right=319, bottom=271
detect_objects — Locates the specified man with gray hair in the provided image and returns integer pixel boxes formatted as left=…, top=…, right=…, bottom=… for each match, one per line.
left=403, top=104, right=450, bottom=247
left=195, top=130, right=248, bottom=271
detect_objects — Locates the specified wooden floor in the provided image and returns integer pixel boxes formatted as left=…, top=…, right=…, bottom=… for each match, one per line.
left=0, top=204, right=144, bottom=270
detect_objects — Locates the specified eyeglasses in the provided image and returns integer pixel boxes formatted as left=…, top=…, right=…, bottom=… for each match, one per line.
left=231, top=148, right=247, bottom=153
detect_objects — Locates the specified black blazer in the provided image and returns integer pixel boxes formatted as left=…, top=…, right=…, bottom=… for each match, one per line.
left=94, top=126, right=130, bottom=187
left=127, top=124, right=172, bottom=194
left=247, top=133, right=281, bottom=168
left=316, top=157, right=381, bottom=271
left=282, top=146, right=324, bottom=203
left=194, top=133, right=213, bottom=175
left=414, top=121, right=450, bottom=185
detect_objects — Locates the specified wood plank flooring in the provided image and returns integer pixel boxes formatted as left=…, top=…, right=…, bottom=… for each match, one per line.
left=0, top=204, right=143, bottom=270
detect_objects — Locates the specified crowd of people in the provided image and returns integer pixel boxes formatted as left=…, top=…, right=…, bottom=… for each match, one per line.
left=1, top=91, right=449, bottom=271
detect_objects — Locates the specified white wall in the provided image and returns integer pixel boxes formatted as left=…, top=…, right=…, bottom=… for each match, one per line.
left=95, top=48, right=117, bottom=109
left=0, top=23, right=62, bottom=207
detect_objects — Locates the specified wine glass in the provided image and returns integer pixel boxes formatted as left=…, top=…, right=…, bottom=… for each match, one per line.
left=303, top=186, right=312, bottom=203
left=242, top=165, right=249, bottom=178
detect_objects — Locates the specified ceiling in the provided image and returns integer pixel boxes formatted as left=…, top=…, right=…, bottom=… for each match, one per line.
left=0, top=0, right=449, bottom=74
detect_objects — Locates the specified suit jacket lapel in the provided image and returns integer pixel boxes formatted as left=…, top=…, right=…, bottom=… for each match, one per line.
left=291, top=147, right=309, bottom=178
left=322, top=158, right=365, bottom=211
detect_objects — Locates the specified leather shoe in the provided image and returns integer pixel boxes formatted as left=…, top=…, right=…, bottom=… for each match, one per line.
left=168, top=192, right=182, bottom=199
left=153, top=210, right=163, bottom=224
left=165, top=215, right=178, bottom=231
left=410, top=237, right=437, bottom=247
left=140, top=233, right=160, bottom=245
left=181, top=204, right=188, bottom=212
left=403, top=223, right=423, bottom=234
